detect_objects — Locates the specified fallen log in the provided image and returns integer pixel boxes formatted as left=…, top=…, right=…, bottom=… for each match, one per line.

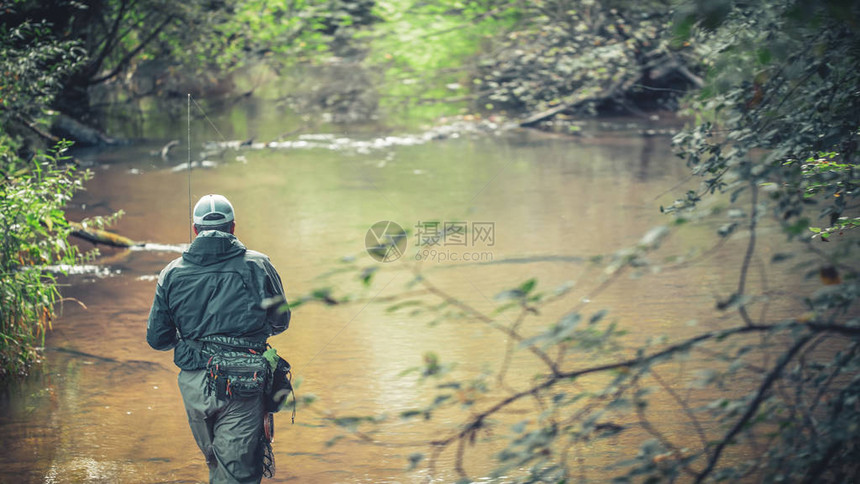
left=11, top=111, right=61, bottom=145
left=518, top=78, right=628, bottom=127
left=517, top=54, right=702, bottom=128
left=69, top=221, right=141, bottom=248
left=518, top=102, right=577, bottom=127
left=51, top=113, right=118, bottom=147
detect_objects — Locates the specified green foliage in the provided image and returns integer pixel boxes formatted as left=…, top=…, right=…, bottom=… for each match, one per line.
left=353, top=0, right=697, bottom=119
left=0, top=18, right=85, bottom=119
left=197, top=0, right=379, bottom=70
left=671, top=0, right=860, bottom=227
left=473, top=0, right=684, bottom=116
left=0, top=12, right=86, bottom=137
left=365, top=0, right=520, bottom=115
left=0, top=139, right=90, bottom=380
left=669, top=0, right=860, bottom=319
left=0, top=6, right=94, bottom=381
left=664, top=0, right=860, bottom=480
left=796, top=152, right=860, bottom=240
left=4, top=0, right=707, bottom=126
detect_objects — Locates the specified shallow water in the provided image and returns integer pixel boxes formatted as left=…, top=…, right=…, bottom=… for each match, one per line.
left=0, top=103, right=825, bottom=483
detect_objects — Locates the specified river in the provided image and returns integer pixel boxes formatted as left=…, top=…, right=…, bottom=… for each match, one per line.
left=0, top=101, right=821, bottom=483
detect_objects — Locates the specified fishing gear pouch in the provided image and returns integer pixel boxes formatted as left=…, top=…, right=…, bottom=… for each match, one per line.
left=265, top=355, right=294, bottom=413
left=205, top=351, right=269, bottom=400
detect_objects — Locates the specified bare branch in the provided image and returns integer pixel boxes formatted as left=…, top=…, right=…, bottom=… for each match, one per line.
left=431, top=324, right=771, bottom=450
left=429, top=320, right=860, bottom=476
left=736, top=183, right=759, bottom=327
left=695, top=334, right=814, bottom=483
left=89, top=15, right=175, bottom=85
left=497, top=306, right=531, bottom=385
left=12, top=111, right=60, bottom=145
left=634, top=381, right=702, bottom=478
left=419, top=276, right=561, bottom=375
left=88, top=0, right=135, bottom=78
left=651, top=369, right=710, bottom=453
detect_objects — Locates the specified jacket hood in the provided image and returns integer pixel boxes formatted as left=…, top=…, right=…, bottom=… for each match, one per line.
left=182, top=230, right=246, bottom=266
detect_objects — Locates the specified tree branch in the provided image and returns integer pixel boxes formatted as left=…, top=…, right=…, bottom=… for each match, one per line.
left=497, top=306, right=531, bottom=385
left=431, top=324, right=771, bottom=450
left=429, top=320, right=860, bottom=472
left=89, top=0, right=134, bottom=78
left=419, top=276, right=561, bottom=375
left=89, top=15, right=174, bottom=85
left=9, top=111, right=60, bottom=145
left=695, top=333, right=813, bottom=483
left=651, top=369, right=710, bottom=453
left=634, top=381, right=702, bottom=478
left=736, top=182, right=759, bottom=327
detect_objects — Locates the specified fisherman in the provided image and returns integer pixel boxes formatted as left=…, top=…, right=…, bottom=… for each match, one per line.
left=147, top=194, right=291, bottom=483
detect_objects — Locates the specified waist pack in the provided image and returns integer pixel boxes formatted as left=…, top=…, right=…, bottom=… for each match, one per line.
left=263, top=349, right=296, bottom=421
left=205, top=350, right=269, bottom=400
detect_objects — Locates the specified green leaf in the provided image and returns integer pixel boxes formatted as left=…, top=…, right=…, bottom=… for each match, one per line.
left=756, top=47, right=772, bottom=64
left=518, top=278, right=537, bottom=295
left=400, top=410, right=423, bottom=419
left=589, top=309, right=608, bottom=325
left=359, top=266, right=378, bottom=286
left=407, top=452, right=424, bottom=470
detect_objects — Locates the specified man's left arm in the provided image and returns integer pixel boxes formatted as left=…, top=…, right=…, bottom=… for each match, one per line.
left=263, top=259, right=291, bottom=335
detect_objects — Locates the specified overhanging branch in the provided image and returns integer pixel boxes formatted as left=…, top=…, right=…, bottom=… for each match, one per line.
left=89, top=15, right=174, bottom=85
left=428, top=320, right=860, bottom=471
left=695, top=333, right=814, bottom=483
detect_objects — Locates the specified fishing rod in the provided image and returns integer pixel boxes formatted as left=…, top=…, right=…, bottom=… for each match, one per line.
left=187, top=93, right=192, bottom=243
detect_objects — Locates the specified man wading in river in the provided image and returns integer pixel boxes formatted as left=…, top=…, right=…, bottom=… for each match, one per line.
left=147, top=194, right=291, bottom=483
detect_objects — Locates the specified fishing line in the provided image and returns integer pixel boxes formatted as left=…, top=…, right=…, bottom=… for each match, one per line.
left=301, top=274, right=400, bottom=368
left=190, top=95, right=228, bottom=142
left=185, top=93, right=230, bottom=242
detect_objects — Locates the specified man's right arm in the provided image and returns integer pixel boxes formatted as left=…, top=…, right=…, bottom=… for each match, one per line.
left=147, top=279, right=178, bottom=350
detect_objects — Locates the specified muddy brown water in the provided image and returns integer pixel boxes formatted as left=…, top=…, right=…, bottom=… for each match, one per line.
left=0, top=110, right=825, bottom=483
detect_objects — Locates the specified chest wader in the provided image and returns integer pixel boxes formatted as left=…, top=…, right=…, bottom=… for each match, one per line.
left=179, top=368, right=266, bottom=484
left=180, top=337, right=271, bottom=484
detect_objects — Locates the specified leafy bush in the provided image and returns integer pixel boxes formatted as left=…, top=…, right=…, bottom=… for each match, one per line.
left=473, top=0, right=692, bottom=116
left=0, top=139, right=89, bottom=380
left=0, top=7, right=92, bottom=381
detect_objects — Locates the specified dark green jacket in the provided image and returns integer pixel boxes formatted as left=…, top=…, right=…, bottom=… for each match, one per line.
left=147, top=230, right=290, bottom=370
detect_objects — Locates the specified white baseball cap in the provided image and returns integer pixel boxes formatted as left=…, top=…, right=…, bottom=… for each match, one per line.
left=193, top=194, right=235, bottom=226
